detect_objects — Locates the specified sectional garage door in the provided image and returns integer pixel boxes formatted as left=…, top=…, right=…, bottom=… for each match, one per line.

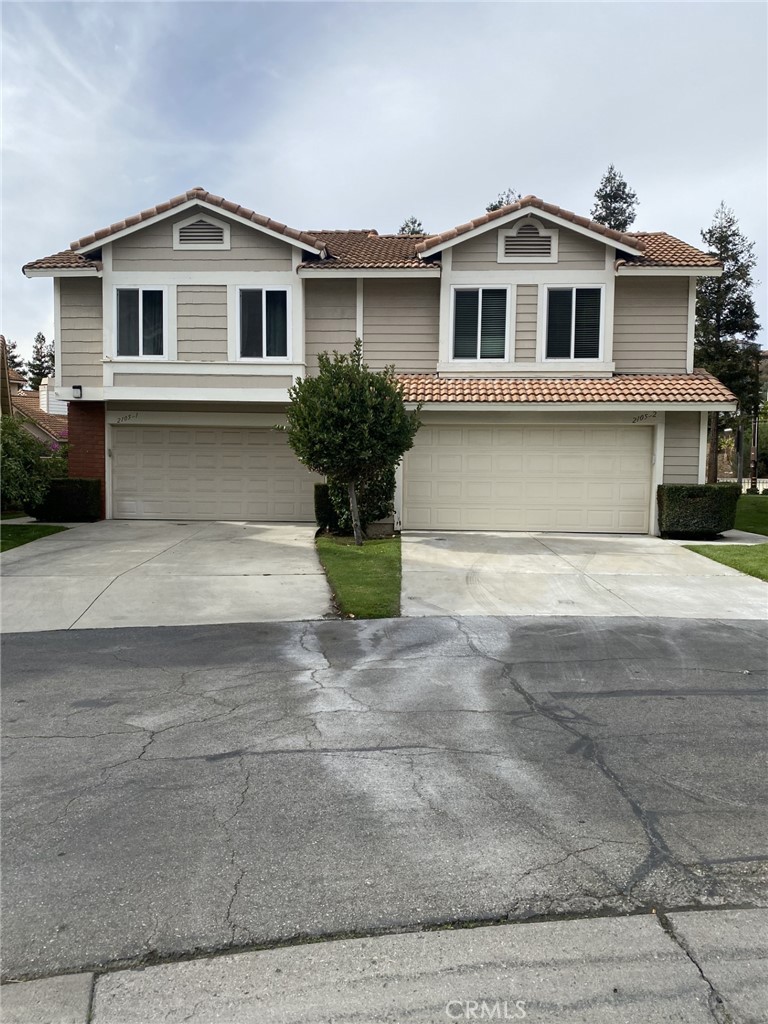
left=111, top=425, right=318, bottom=521
left=403, top=423, right=653, bottom=533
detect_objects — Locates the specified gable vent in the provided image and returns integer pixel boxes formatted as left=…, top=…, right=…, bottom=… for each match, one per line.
left=178, top=218, right=225, bottom=246
left=503, top=223, right=552, bottom=258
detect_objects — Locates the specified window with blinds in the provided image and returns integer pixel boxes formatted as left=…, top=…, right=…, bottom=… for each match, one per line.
left=453, top=288, right=508, bottom=359
left=173, top=215, right=231, bottom=250
left=545, top=288, right=601, bottom=359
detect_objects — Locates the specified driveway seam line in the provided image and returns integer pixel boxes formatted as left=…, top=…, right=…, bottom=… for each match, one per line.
left=67, top=523, right=213, bottom=629
left=532, top=535, right=647, bottom=617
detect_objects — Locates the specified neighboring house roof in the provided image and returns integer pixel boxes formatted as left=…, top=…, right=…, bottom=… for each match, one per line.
left=396, top=370, right=736, bottom=406
left=8, top=366, right=28, bottom=383
left=11, top=390, right=68, bottom=441
left=22, top=190, right=720, bottom=274
left=300, top=230, right=433, bottom=270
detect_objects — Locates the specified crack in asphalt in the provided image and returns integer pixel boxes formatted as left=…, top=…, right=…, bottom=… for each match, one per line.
left=659, top=913, right=734, bottom=1024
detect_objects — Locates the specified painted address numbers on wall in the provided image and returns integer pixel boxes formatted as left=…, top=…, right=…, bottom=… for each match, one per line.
left=632, top=412, right=658, bottom=424
left=115, top=412, right=140, bottom=424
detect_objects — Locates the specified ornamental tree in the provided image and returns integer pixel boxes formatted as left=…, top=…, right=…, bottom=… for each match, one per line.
left=25, top=332, right=55, bottom=390
left=695, top=202, right=761, bottom=481
left=285, top=341, right=421, bottom=545
left=398, top=215, right=425, bottom=235
left=590, top=164, right=638, bottom=232
left=486, top=187, right=521, bottom=213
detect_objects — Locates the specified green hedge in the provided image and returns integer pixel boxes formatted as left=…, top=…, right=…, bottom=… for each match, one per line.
left=314, top=483, right=340, bottom=532
left=657, top=483, right=740, bottom=539
left=25, top=478, right=102, bottom=523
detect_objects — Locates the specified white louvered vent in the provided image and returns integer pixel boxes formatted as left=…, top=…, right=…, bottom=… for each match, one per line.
left=178, top=218, right=225, bottom=246
left=503, top=223, right=552, bottom=258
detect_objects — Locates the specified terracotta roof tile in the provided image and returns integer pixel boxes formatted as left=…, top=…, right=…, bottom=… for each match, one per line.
left=23, top=250, right=102, bottom=273
left=396, top=371, right=736, bottom=406
left=68, top=187, right=323, bottom=253
left=8, top=367, right=27, bottom=383
left=621, top=233, right=720, bottom=268
left=415, top=195, right=644, bottom=253
left=12, top=391, right=68, bottom=441
left=300, top=230, right=432, bottom=270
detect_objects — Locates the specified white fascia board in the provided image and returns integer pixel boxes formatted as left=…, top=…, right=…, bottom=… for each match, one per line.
left=405, top=401, right=738, bottom=413
left=417, top=207, right=645, bottom=259
left=616, top=266, right=722, bottom=277
left=74, top=199, right=323, bottom=256
left=297, top=268, right=441, bottom=278
left=23, top=268, right=101, bottom=278
left=104, top=387, right=292, bottom=402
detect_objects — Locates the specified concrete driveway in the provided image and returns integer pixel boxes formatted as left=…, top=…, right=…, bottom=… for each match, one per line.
left=0, top=521, right=332, bottom=632
left=402, top=532, right=767, bottom=618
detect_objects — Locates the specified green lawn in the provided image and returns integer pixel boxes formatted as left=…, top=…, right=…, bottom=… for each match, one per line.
left=316, top=535, right=401, bottom=618
left=684, top=543, right=768, bottom=583
left=0, top=524, right=68, bottom=553
left=0, top=511, right=26, bottom=520
left=735, top=495, right=768, bottom=536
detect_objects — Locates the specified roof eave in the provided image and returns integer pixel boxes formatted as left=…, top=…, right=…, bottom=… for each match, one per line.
left=23, top=267, right=102, bottom=278
left=616, top=265, right=722, bottom=277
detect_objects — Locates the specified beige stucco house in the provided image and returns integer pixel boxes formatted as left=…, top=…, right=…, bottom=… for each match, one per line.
left=23, top=188, right=736, bottom=533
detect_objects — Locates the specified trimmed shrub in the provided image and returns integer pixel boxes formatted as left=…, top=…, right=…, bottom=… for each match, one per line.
left=328, top=465, right=396, bottom=536
left=25, top=478, right=102, bottom=522
left=314, top=483, right=340, bottom=532
left=657, top=483, right=740, bottom=539
left=0, top=415, right=57, bottom=512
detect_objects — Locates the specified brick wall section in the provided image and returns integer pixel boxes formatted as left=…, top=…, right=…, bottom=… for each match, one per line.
left=67, top=402, right=106, bottom=518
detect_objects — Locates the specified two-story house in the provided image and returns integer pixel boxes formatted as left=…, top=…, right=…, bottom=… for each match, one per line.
left=23, top=188, right=735, bottom=534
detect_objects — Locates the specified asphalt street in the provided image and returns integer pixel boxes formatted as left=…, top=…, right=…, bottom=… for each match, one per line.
left=2, top=615, right=767, bottom=980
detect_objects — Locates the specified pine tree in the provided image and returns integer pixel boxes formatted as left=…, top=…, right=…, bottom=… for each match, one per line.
left=25, top=332, right=54, bottom=390
left=695, top=202, right=762, bottom=482
left=4, top=337, right=25, bottom=371
left=398, top=216, right=425, bottom=235
left=590, top=164, right=638, bottom=232
left=486, top=188, right=521, bottom=213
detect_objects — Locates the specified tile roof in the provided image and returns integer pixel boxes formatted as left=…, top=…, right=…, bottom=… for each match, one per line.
left=12, top=390, right=68, bottom=441
left=8, top=366, right=28, bottom=383
left=22, top=191, right=720, bottom=274
left=301, top=230, right=432, bottom=270
left=415, top=195, right=643, bottom=253
left=69, top=187, right=324, bottom=253
left=396, top=370, right=736, bottom=405
left=620, top=233, right=720, bottom=268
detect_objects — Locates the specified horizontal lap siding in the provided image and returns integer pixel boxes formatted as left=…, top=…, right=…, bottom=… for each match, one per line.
left=112, top=212, right=293, bottom=271
left=304, top=279, right=357, bottom=375
left=60, top=278, right=103, bottom=386
left=363, top=279, right=439, bottom=372
left=514, top=284, right=538, bottom=361
left=613, top=278, right=689, bottom=373
left=663, top=411, right=701, bottom=483
left=111, top=373, right=293, bottom=389
left=452, top=225, right=606, bottom=271
left=177, top=285, right=228, bottom=360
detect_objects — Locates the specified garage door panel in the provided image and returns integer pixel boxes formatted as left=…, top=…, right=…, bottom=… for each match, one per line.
left=404, top=422, right=652, bottom=534
left=112, top=425, right=318, bottom=521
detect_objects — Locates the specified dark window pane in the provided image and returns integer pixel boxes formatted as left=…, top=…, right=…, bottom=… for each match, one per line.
left=574, top=288, right=601, bottom=358
left=479, top=289, right=506, bottom=358
left=546, top=289, right=572, bottom=358
left=117, top=289, right=139, bottom=356
left=453, top=290, right=479, bottom=358
left=142, top=290, right=164, bottom=356
left=240, top=290, right=263, bottom=357
left=265, top=291, right=288, bottom=357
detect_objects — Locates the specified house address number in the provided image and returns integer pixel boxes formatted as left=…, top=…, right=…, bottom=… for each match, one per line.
left=115, top=412, right=140, bottom=424
left=631, top=412, right=658, bottom=424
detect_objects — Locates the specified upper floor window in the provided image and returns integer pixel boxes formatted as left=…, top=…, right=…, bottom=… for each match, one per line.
left=453, top=287, right=508, bottom=360
left=116, top=288, right=164, bottom=357
left=173, top=214, right=231, bottom=250
left=545, top=287, right=602, bottom=360
left=498, top=219, right=558, bottom=263
left=239, top=287, right=289, bottom=359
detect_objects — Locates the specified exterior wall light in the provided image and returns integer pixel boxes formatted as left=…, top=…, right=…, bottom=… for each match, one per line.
left=72, top=386, right=83, bottom=399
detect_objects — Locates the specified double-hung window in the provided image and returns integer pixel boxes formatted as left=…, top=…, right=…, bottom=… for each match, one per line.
left=453, top=287, right=508, bottom=360
left=116, top=288, right=165, bottom=357
left=239, top=288, right=289, bottom=359
left=545, top=287, right=602, bottom=359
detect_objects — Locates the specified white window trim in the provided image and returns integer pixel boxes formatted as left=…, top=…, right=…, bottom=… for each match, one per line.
left=234, top=285, right=292, bottom=362
left=497, top=218, right=558, bottom=264
left=538, top=284, right=606, bottom=362
left=113, top=285, right=170, bottom=360
left=173, top=213, right=231, bottom=251
left=450, top=285, right=513, bottom=362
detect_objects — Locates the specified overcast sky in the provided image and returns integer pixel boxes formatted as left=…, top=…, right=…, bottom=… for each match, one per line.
left=2, top=0, right=766, bottom=360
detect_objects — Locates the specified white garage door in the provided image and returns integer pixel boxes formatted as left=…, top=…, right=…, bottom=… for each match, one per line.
left=403, top=423, right=653, bottom=533
left=111, top=425, right=318, bottom=521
